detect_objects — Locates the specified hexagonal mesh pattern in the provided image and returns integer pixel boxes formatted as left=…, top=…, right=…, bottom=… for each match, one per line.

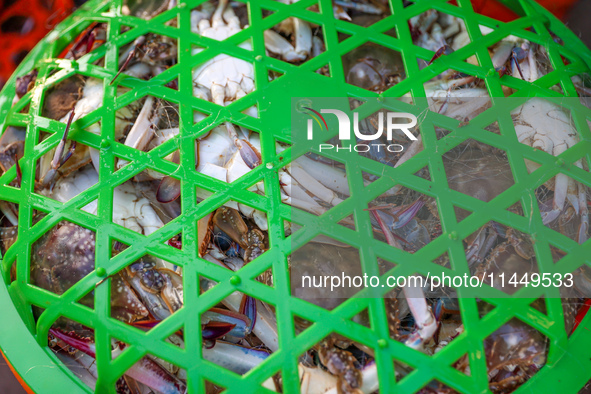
left=2, top=0, right=591, bottom=393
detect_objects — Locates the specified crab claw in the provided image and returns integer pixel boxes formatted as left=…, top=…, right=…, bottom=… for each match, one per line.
left=202, top=341, right=269, bottom=375
left=368, top=198, right=424, bottom=230
left=239, top=139, right=262, bottom=169
left=370, top=210, right=408, bottom=247
left=202, top=321, right=237, bottom=340
left=371, top=212, right=437, bottom=349
left=202, top=307, right=252, bottom=338
left=332, top=5, right=352, bottom=21
left=334, top=0, right=383, bottom=15
left=240, top=294, right=257, bottom=333
left=263, top=18, right=311, bottom=62
left=157, top=176, right=181, bottom=203
left=50, top=329, right=186, bottom=394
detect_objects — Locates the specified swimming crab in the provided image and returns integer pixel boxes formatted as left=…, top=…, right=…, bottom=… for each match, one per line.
left=191, top=0, right=255, bottom=106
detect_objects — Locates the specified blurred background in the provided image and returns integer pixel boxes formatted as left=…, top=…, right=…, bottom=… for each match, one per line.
left=0, top=0, right=590, bottom=392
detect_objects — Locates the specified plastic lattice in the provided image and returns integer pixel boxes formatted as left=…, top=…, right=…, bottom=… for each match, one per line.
left=2, top=0, right=591, bottom=393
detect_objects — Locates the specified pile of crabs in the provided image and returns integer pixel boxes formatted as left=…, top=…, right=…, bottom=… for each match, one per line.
left=1, top=0, right=591, bottom=393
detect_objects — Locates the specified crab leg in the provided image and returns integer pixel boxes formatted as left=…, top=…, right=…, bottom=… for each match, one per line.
left=294, top=18, right=312, bottom=59
left=465, top=224, right=499, bottom=265
left=294, top=155, right=350, bottom=196
left=368, top=198, right=425, bottom=230
left=116, top=96, right=159, bottom=170
left=202, top=254, right=280, bottom=352
left=40, top=107, right=76, bottom=188
left=127, top=274, right=171, bottom=320
left=202, top=341, right=269, bottom=375
left=287, top=161, right=344, bottom=206
left=111, top=35, right=146, bottom=84
left=50, top=329, right=186, bottom=394
left=54, top=352, right=97, bottom=390
left=280, top=175, right=326, bottom=215
left=333, top=0, right=383, bottom=15
left=0, top=201, right=18, bottom=226
left=264, top=18, right=312, bottom=62
left=372, top=212, right=437, bottom=349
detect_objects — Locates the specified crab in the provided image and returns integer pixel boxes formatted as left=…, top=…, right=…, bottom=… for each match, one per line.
left=121, top=255, right=184, bottom=320
left=472, top=228, right=535, bottom=294
left=49, top=328, right=187, bottom=394
left=452, top=306, right=548, bottom=393
left=264, top=14, right=313, bottom=63
left=191, top=0, right=255, bottom=106
left=211, top=206, right=266, bottom=263
left=30, top=220, right=150, bottom=324
left=37, top=75, right=147, bottom=189
left=495, top=37, right=589, bottom=239
left=344, top=43, right=405, bottom=93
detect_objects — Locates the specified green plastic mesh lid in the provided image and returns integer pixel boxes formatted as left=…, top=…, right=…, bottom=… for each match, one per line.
left=1, top=0, right=591, bottom=393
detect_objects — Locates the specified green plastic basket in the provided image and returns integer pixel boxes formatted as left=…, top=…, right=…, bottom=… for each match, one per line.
left=2, top=0, right=591, bottom=393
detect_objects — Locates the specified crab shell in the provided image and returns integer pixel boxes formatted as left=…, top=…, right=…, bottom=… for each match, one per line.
left=31, top=221, right=148, bottom=323
left=477, top=241, right=535, bottom=296
left=485, top=318, right=547, bottom=392
left=443, top=148, right=515, bottom=222
left=0, top=126, right=25, bottom=174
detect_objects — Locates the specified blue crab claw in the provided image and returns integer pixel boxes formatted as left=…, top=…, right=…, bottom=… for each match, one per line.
left=367, top=198, right=424, bottom=230
left=240, top=294, right=257, bottom=333
left=130, top=317, right=237, bottom=341
left=202, top=321, right=237, bottom=340
left=202, top=341, right=269, bottom=375
left=202, top=307, right=252, bottom=338
left=434, top=298, right=460, bottom=321
left=370, top=210, right=408, bottom=247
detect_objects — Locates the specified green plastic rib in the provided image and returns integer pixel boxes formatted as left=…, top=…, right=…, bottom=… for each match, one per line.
left=1, top=0, right=591, bottom=393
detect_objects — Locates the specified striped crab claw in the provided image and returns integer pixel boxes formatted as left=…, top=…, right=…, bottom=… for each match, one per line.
left=130, top=309, right=267, bottom=376
left=131, top=307, right=253, bottom=344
